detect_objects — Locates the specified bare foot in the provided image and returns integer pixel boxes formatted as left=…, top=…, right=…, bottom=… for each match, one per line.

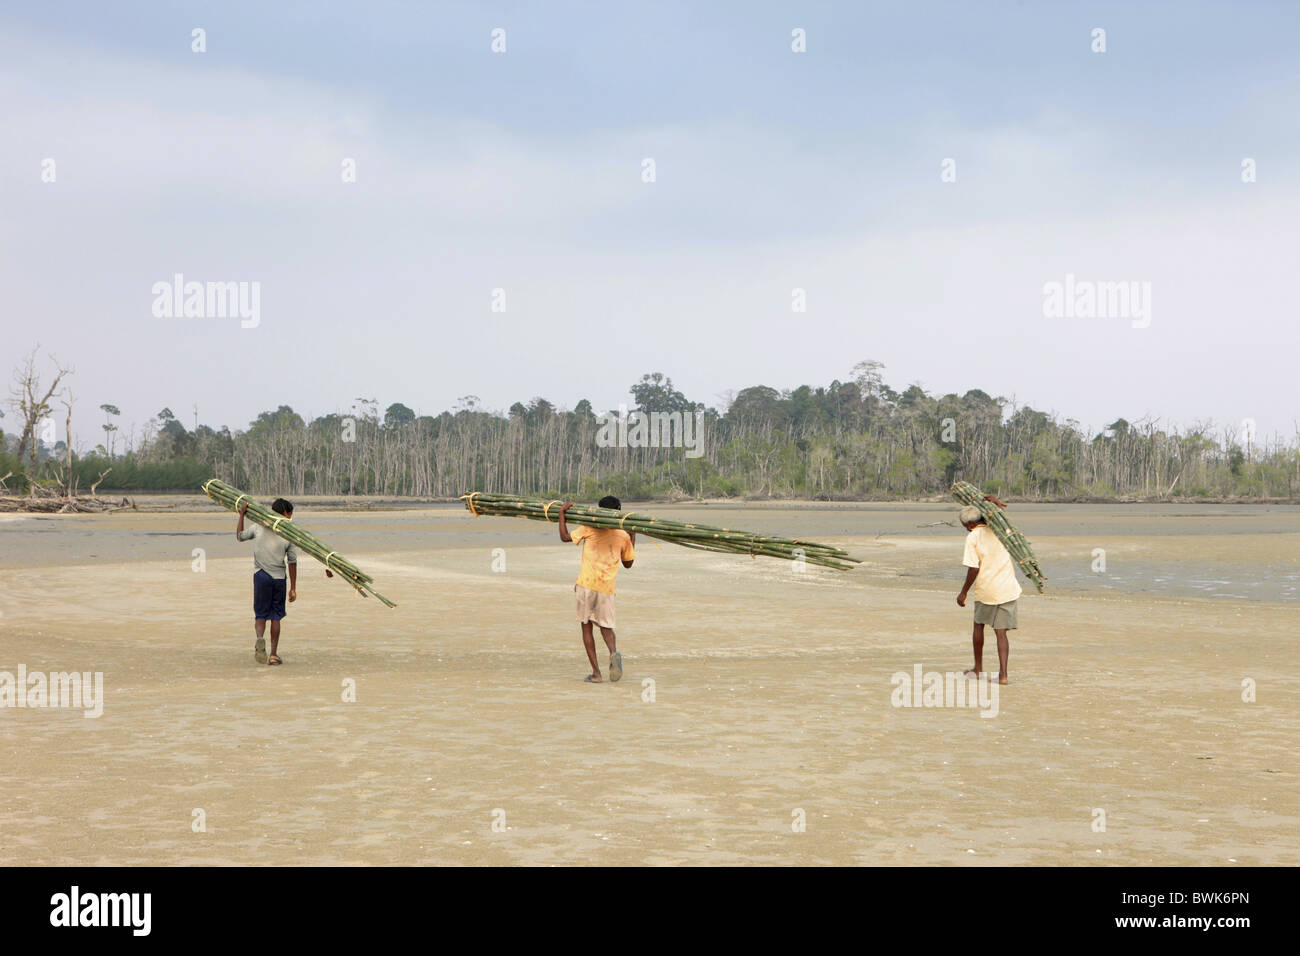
left=994, top=673, right=1008, bottom=684
left=962, top=669, right=984, bottom=678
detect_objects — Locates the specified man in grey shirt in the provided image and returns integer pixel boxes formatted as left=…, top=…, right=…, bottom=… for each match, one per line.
left=237, top=497, right=300, bottom=665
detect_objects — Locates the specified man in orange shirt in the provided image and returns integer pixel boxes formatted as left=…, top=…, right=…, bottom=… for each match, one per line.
left=558, top=496, right=636, bottom=683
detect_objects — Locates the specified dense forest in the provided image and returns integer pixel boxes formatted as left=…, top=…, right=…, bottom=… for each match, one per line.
left=4, top=357, right=1298, bottom=501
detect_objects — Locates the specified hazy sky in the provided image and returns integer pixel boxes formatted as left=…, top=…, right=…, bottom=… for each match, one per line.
left=3, top=1, right=1298, bottom=450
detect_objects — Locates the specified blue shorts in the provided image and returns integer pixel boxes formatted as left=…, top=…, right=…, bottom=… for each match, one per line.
left=253, top=569, right=287, bottom=621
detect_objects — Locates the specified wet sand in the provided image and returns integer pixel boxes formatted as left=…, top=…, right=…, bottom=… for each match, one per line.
left=1, top=504, right=1296, bottom=865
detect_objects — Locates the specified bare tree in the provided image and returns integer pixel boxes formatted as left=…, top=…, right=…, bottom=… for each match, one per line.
left=9, top=346, right=72, bottom=471
left=62, top=391, right=75, bottom=495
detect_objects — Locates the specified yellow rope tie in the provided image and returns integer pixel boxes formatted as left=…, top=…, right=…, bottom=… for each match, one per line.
left=272, top=517, right=283, bottom=533
left=465, top=492, right=480, bottom=516
left=543, top=500, right=563, bottom=522
left=324, top=551, right=337, bottom=571
left=234, top=494, right=247, bottom=511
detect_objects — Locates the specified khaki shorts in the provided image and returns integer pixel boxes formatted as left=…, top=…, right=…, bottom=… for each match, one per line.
left=974, top=599, right=1018, bottom=630
left=575, top=584, right=616, bottom=628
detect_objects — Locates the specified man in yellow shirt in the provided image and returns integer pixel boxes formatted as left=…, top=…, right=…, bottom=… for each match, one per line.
left=956, top=495, right=1021, bottom=684
left=559, top=497, right=636, bottom=683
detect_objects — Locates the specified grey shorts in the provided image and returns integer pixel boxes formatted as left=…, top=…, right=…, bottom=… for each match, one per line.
left=974, top=599, right=1018, bottom=630
left=575, top=584, right=616, bottom=628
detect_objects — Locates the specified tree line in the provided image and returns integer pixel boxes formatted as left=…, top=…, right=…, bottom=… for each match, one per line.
left=5, top=359, right=1298, bottom=501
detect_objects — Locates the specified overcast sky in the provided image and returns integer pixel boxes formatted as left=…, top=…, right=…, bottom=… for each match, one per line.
left=3, top=1, right=1298, bottom=450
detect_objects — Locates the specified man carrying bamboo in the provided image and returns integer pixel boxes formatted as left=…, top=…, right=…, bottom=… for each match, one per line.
left=956, top=494, right=1019, bottom=684
left=558, top=497, right=635, bottom=683
left=236, top=498, right=319, bottom=665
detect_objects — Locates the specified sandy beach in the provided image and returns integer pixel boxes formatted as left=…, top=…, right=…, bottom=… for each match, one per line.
left=1, top=502, right=1296, bottom=865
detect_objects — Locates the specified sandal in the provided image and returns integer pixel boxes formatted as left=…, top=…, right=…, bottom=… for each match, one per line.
left=268, top=654, right=282, bottom=665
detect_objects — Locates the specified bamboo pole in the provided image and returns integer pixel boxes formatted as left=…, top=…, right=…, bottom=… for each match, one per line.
left=202, top=478, right=396, bottom=607
left=951, top=481, right=1046, bottom=592
left=461, top=492, right=860, bottom=570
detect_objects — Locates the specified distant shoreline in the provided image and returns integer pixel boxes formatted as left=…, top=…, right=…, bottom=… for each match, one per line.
left=33, top=492, right=1300, bottom=513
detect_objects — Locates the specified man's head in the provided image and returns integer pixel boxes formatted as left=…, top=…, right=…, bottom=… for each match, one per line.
left=271, top=498, right=294, bottom=519
left=960, top=505, right=984, bottom=531
left=598, top=495, right=621, bottom=511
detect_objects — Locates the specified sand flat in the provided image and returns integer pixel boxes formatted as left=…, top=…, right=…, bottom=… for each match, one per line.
left=1, top=505, right=1296, bottom=865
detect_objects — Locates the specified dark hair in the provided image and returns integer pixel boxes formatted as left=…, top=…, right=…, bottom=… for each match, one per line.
left=271, top=498, right=293, bottom=516
left=598, top=495, right=621, bottom=511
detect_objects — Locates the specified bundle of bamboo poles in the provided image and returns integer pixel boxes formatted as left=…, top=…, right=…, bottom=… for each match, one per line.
left=460, top=492, right=860, bottom=571
left=202, top=478, right=396, bottom=607
left=951, top=481, right=1046, bottom=592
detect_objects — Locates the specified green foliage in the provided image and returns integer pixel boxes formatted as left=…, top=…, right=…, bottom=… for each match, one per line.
left=40, top=365, right=1300, bottom=501
left=630, top=373, right=699, bottom=414
left=71, top=454, right=210, bottom=491
left=1228, top=446, right=1245, bottom=477
left=384, top=403, right=415, bottom=428
left=246, top=405, right=305, bottom=438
